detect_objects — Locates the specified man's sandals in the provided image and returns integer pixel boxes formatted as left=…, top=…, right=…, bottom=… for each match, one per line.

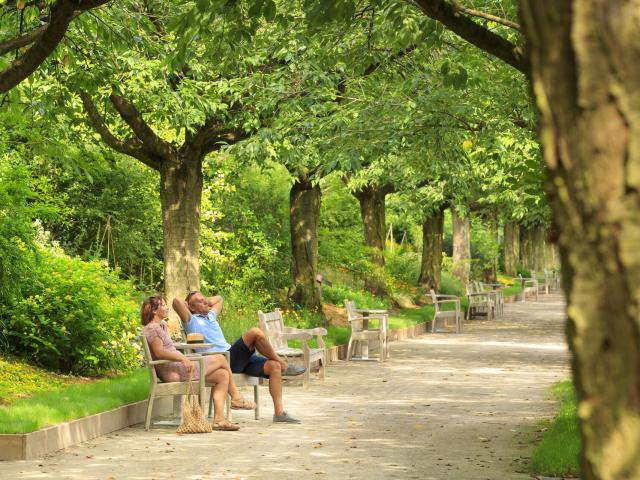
left=212, top=419, right=240, bottom=431
left=231, top=398, right=257, bottom=410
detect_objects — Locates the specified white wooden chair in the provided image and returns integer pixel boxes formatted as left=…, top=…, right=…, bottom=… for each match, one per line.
left=429, top=290, right=462, bottom=333
left=258, top=308, right=327, bottom=389
left=465, top=283, right=495, bottom=320
left=478, top=281, right=504, bottom=317
left=344, top=300, right=389, bottom=362
left=178, top=322, right=261, bottom=420
left=141, top=334, right=207, bottom=431
left=518, top=274, right=539, bottom=301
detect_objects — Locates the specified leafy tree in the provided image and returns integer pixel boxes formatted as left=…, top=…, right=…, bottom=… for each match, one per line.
left=0, top=0, right=109, bottom=92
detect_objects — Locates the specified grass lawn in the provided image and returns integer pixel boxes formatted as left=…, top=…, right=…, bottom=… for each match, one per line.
left=0, top=368, right=149, bottom=434
left=530, top=381, right=581, bottom=476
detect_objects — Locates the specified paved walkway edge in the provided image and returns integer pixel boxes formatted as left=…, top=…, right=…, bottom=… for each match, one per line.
left=0, top=398, right=173, bottom=461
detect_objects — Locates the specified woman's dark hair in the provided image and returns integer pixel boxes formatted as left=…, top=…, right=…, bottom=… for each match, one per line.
left=141, top=295, right=164, bottom=326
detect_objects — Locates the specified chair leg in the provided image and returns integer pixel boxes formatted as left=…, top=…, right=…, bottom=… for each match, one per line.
left=347, top=337, right=354, bottom=361
left=254, top=385, right=259, bottom=420
left=145, top=394, right=154, bottom=431
left=208, top=387, right=214, bottom=419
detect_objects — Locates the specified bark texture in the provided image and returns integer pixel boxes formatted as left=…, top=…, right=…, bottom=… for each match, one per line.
left=418, top=208, right=445, bottom=291
left=451, top=208, right=471, bottom=285
left=353, top=185, right=391, bottom=297
left=521, top=2, right=640, bottom=478
left=289, top=179, right=322, bottom=309
left=160, top=156, right=202, bottom=310
left=504, top=222, right=520, bottom=276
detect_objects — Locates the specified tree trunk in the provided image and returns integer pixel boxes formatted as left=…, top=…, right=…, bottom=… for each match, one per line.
left=289, top=179, right=321, bottom=309
left=451, top=208, right=470, bottom=285
left=354, top=185, right=388, bottom=297
left=418, top=207, right=444, bottom=291
left=520, top=225, right=535, bottom=272
left=532, top=225, right=547, bottom=273
left=521, top=2, right=640, bottom=478
left=160, top=155, right=202, bottom=328
left=504, top=221, right=520, bottom=276
left=486, top=211, right=499, bottom=282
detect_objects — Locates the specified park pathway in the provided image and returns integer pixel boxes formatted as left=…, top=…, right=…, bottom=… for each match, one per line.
left=1, top=294, right=570, bottom=480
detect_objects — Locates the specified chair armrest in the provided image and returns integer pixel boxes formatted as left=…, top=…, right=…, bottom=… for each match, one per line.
left=354, top=308, right=388, bottom=314
left=149, top=356, right=206, bottom=366
left=467, top=292, right=488, bottom=297
left=271, top=332, right=313, bottom=341
left=435, top=299, right=459, bottom=305
left=434, top=294, right=458, bottom=299
left=282, top=327, right=328, bottom=336
left=349, top=314, right=388, bottom=322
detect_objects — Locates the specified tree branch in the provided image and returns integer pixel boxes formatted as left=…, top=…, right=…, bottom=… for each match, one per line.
left=108, top=92, right=177, bottom=159
left=79, top=90, right=162, bottom=171
left=411, top=0, right=526, bottom=74
left=0, top=24, right=48, bottom=57
left=0, top=0, right=110, bottom=93
left=200, top=127, right=249, bottom=155
left=454, top=3, right=520, bottom=30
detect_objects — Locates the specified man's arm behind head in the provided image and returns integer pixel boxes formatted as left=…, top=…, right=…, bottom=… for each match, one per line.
left=207, top=295, right=224, bottom=316
left=172, top=297, right=192, bottom=324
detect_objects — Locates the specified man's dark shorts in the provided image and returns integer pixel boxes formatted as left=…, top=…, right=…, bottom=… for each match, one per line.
left=228, top=337, right=269, bottom=378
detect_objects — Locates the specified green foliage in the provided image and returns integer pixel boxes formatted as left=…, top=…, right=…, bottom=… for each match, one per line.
left=200, top=160, right=291, bottom=294
left=1, top=247, right=142, bottom=376
left=0, top=355, right=82, bottom=405
left=439, top=270, right=465, bottom=297
left=0, top=369, right=148, bottom=433
left=470, top=216, right=499, bottom=280
left=321, top=281, right=390, bottom=310
left=0, top=156, right=37, bottom=309
left=531, top=381, right=580, bottom=476
left=385, top=248, right=421, bottom=285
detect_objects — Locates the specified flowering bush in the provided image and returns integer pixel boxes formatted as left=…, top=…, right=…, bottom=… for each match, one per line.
left=2, top=247, right=141, bottom=375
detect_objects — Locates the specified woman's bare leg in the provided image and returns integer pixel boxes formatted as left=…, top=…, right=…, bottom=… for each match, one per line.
left=205, top=368, right=230, bottom=424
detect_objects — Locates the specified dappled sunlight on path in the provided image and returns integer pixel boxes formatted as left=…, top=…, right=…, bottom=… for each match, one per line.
left=0, top=294, right=569, bottom=479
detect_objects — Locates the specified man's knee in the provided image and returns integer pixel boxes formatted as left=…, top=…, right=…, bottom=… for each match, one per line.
left=264, top=359, right=281, bottom=377
left=243, top=327, right=264, bottom=343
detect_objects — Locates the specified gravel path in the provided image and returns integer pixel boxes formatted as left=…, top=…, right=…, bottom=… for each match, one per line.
left=0, top=294, right=570, bottom=479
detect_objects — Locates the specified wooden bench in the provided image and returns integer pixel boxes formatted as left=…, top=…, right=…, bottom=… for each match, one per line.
left=465, top=283, right=495, bottom=320
left=429, top=290, right=462, bottom=333
left=258, top=308, right=327, bottom=389
left=344, top=300, right=389, bottom=361
left=518, top=274, right=539, bottom=302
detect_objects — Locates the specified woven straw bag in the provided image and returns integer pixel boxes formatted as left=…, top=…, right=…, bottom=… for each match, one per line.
left=176, top=379, right=212, bottom=434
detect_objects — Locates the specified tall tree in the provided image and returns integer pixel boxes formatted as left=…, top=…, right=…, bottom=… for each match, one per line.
left=520, top=2, right=640, bottom=477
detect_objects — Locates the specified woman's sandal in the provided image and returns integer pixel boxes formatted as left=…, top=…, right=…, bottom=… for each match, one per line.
left=231, top=398, right=256, bottom=410
left=212, top=420, right=240, bottom=431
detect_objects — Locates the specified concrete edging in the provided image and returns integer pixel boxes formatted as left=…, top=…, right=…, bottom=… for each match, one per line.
left=0, top=397, right=173, bottom=461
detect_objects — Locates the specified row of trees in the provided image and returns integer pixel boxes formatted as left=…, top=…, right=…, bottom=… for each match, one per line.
left=2, top=1, right=638, bottom=477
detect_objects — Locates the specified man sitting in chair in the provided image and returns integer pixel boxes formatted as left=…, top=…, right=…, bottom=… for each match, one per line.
left=173, top=292, right=304, bottom=424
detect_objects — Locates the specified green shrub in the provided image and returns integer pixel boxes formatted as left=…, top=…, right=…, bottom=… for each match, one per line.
left=439, top=271, right=465, bottom=297
left=2, top=247, right=141, bottom=376
left=321, top=282, right=390, bottom=309
left=385, top=249, right=421, bottom=285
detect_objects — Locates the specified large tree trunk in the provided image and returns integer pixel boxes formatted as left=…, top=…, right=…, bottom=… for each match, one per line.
left=521, top=2, right=640, bottom=478
left=418, top=208, right=445, bottom=291
left=486, top=211, right=499, bottom=282
left=160, top=155, right=202, bottom=329
left=289, top=179, right=321, bottom=309
left=519, top=225, right=533, bottom=271
left=451, top=208, right=470, bottom=285
left=353, top=185, right=388, bottom=297
left=504, top=221, right=520, bottom=276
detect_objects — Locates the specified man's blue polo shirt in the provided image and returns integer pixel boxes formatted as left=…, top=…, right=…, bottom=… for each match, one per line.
left=185, top=311, right=231, bottom=352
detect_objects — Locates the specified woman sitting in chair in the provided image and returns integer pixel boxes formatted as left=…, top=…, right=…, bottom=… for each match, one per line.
left=141, top=295, right=240, bottom=431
